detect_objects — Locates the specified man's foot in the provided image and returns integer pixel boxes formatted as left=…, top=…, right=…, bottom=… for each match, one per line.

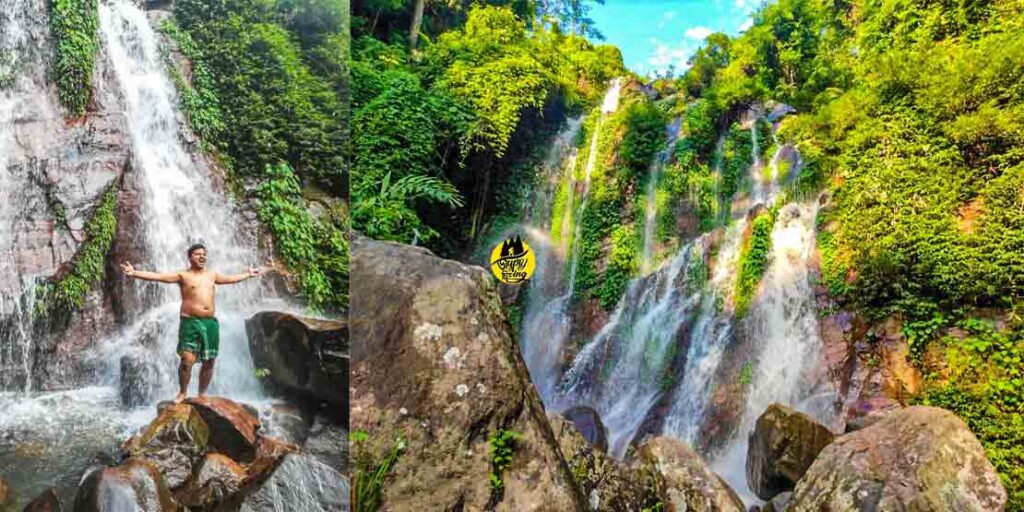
left=174, top=393, right=187, bottom=404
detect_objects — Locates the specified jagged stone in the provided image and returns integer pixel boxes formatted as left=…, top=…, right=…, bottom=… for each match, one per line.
left=185, top=397, right=260, bottom=462
left=790, top=406, right=1006, bottom=511
left=23, top=488, right=61, bottom=512
left=746, top=404, right=835, bottom=500
left=123, top=403, right=210, bottom=489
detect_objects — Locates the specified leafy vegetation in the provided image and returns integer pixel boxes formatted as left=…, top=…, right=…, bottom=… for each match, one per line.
left=734, top=208, right=775, bottom=316
left=255, top=163, right=348, bottom=311
left=351, top=3, right=624, bottom=255
left=38, top=184, right=118, bottom=314
left=352, top=432, right=406, bottom=512
left=488, top=429, right=519, bottom=496
left=51, top=0, right=99, bottom=116
left=170, top=0, right=349, bottom=311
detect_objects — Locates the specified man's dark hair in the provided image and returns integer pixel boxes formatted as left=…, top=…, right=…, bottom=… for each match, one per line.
left=187, top=243, right=206, bottom=258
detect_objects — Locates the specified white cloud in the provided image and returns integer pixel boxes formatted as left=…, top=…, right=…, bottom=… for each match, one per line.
left=646, top=40, right=698, bottom=76
left=662, top=10, right=678, bottom=20
left=684, top=26, right=713, bottom=40
left=739, top=18, right=753, bottom=31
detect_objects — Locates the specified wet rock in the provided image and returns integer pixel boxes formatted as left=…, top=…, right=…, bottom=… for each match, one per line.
left=263, top=404, right=312, bottom=445
left=350, top=236, right=586, bottom=511
left=185, top=397, right=260, bottom=462
left=790, top=406, right=1007, bottom=511
left=747, top=404, right=835, bottom=500
left=23, top=489, right=61, bottom=512
left=245, top=312, right=348, bottom=416
left=304, top=416, right=348, bottom=473
left=123, top=403, right=210, bottom=489
left=763, top=491, right=791, bottom=512
left=844, top=396, right=901, bottom=432
left=119, top=352, right=159, bottom=407
left=72, top=458, right=176, bottom=512
left=240, top=436, right=297, bottom=486
left=548, top=414, right=653, bottom=511
left=638, top=437, right=745, bottom=512
left=174, top=453, right=246, bottom=509
left=562, top=406, right=609, bottom=453
left=237, top=454, right=348, bottom=512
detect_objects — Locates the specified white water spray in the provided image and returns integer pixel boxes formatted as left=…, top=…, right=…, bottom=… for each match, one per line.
left=640, top=117, right=682, bottom=274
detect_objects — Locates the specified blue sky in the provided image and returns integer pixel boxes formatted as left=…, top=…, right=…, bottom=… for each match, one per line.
left=589, top=0, right=762, bottom=76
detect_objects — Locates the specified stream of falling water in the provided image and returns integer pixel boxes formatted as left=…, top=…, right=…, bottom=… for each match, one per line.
left=640, top=117, right=682, bottom=275
left=520, top=81, right=620, bottom=402
left=0, top=1, right=337, bottom=507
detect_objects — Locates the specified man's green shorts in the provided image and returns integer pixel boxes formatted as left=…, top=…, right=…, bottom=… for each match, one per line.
left=178, top=316, right=220, bottom=361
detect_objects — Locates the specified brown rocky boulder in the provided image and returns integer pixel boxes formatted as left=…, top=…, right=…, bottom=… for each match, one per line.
left=72, top=459, right=177, bottom=512
left=790, top=406, right=1007, bottom=511
left=174, top=453, right=246, bottom=509
left=637, top=437, right=745, bottom=512
left=350, top=236, right=586, bottom=511
left=123, top=403, right=210, bottom=488
left=185, top=397, right=260, bottom=462
left=245, top=312, right=348, bottom=417
left=763, top=491, right=791, bottom=512
left=746, top=403, right=835, bottom=500
left=240, top=436, right=298, bottom=487
left=23, top=489, right=61, bottom=512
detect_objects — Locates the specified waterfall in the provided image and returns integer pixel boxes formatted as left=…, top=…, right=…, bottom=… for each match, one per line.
left=97, top=0, right=270, bottom=401
left=557, top=238, right=706, bottom=457
left=640, top=117, right=682, bottom=274
left=519, top=81, right=620, bottom=403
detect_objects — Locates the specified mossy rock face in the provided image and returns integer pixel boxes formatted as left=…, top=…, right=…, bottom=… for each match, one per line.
left=123, top=403, right=210, bottom=489
left=790, top=406, right=1007, bottom=511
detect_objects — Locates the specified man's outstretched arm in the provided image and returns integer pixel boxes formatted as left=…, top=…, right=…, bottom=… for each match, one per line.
left=121, top=261, right=180, bottom=283
left=215, top=260, right=274, bottom=285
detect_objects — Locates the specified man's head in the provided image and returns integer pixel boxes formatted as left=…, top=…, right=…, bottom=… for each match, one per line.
left=187, top=243, right=207, bottom=270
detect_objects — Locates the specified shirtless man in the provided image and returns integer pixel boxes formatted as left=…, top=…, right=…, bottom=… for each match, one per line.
left=120, top=243, right=271, bottom=403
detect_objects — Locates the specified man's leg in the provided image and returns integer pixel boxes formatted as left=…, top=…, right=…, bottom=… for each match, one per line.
left=177, top=351, right=197, bottom=403
left=198, top=358, right=215, bottom=397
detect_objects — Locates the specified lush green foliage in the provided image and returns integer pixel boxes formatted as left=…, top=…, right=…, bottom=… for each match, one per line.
left=158, top=21, right=225, bottom=144
left=171, top=0, right=349, bottom=309
left=351, top=4, right=624, bottom=252
left=734, top=209, right=774, bottom=316
left=255, top=163, right=348, bottom=312
left=51, top=0, right=99, bottom=116
left=39, top=185, right=118, bottom=313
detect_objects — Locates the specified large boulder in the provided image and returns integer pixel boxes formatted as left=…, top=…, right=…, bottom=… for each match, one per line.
left=123, top=403, right=210, bottom=489
left=562, top=406, right=609, bottom=454
left=350, top=236, right=587, bottom=511
left=72, top=459, right=176, bottom=512
left=185, top=397, right=260, bottom=462
left=245, top=312, right=348, bottom=415
left=844, top=396, right=901, bottom=432
left=789, top=406, right=1007, bottom=511
left=637, top=437, right=745, bottom=512
left=304, top=416, right=348, bottom=473
left=746, top=404, right=835, bottom=500
left=237, top=454, right=348, bottom=512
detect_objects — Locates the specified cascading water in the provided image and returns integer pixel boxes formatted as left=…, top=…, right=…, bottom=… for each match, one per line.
left=640, top=117, right=682, bottom=274
left=96, top=0, right=270, bottom=401
left=519, top=81, right=620, bottom=402
left=557, top=239, right=706, bottom=457
left=1, top=1, right=336, bottom=507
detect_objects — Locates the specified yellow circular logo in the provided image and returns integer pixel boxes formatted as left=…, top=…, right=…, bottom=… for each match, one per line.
left=490, top=236, right=536, bottom=284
